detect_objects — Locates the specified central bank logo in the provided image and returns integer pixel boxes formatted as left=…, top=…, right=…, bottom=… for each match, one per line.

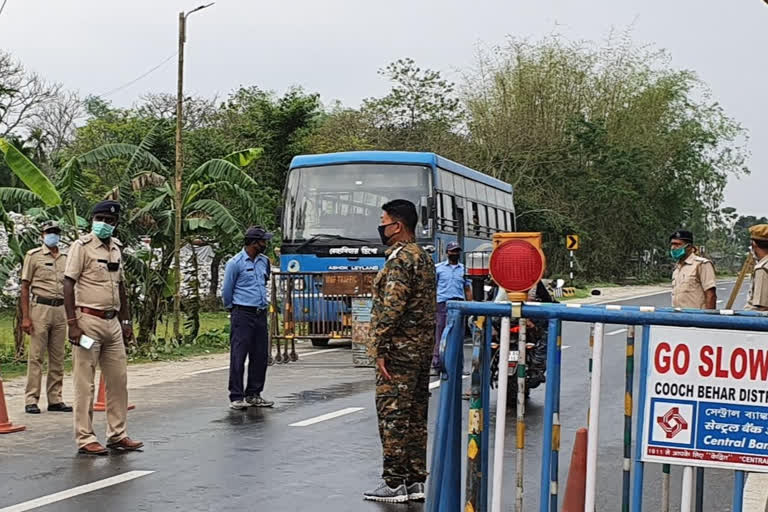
left=657, top=407, right=689, bottom=439
left=650, top=399, right=695, bottom=447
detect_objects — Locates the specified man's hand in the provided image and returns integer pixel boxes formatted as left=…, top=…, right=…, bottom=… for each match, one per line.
left=21, top=317, right=33, bottom=335
left=68, top=323, right=83, bottom=346
left=376, top=358, right=392, bottom=381
left=122, top=324, right=134, bottom=344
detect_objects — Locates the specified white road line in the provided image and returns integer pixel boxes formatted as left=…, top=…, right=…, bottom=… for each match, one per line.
left=717, top=300, right=724, bottom=304
left=289, top=407, right=364, bottom=427
left=0, top=471, right=154, bottom=512
left=607, top=329, right=628, bottom=336
left=188, top=348, right=345, bottom=375
left=562, top=345, right=571, bottom=350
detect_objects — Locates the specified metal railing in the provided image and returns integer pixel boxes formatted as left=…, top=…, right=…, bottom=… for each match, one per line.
left=427, top=301, right=768, bottom=512
left=268, top=271, right=376, bottom=363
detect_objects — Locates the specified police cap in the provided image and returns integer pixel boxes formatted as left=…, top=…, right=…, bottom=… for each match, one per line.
left=749, top=224, right=768, bottom=242
left=669, top=230, right=694, bottom=243
left=40, top=220, right=60, bottom=233
left=446, top=241, right=462, bottom=252
left=92, top=200, right=121, bottom=217
left=244, top=226, right=273, bottom=241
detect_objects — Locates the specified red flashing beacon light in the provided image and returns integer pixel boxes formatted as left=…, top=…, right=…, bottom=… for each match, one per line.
left=489, top=232, right=546, bottom=302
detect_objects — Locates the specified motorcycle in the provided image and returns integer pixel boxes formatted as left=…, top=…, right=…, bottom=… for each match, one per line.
left=490, top=319, right=547, bottom=404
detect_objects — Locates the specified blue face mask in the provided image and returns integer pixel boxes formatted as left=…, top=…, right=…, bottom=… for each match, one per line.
left=92, top=221, right=115, bottom=239
left=43, top=233, right=60, bottom=248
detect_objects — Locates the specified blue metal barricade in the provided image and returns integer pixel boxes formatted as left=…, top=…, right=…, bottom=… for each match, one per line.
left=427, top=301, right=768, bottom=512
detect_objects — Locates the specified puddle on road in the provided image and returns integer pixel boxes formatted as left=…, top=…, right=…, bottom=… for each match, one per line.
left=211, top=379, right=372, bottom=426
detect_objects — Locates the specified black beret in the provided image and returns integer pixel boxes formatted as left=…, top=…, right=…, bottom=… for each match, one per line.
left=92, top=200, right=121, bottom=216
left=669, top=230, right=694, bottom=243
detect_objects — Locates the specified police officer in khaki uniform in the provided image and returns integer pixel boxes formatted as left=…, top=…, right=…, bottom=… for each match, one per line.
left=745, top=224, right=768, bottom=311
left=670, top=230, right=717, bottom=310
left=20, top=220, right=72, bottom=414
left=64, top=200, right=143, bottom=456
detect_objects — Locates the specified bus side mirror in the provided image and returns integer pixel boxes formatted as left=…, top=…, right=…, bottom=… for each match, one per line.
left=275, top=206, right=283, bottom=225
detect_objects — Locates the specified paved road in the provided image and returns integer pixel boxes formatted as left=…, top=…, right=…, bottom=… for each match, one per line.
left=0, top=281, right=751, bottom=512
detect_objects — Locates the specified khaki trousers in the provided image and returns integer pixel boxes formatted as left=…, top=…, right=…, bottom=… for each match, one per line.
left=25, top=302, right=67, bottom=406
left=72, top=313, right=128, bottom=448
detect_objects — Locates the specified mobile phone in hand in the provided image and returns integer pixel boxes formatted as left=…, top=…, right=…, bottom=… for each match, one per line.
left=79, top=334, right=96, bottom=349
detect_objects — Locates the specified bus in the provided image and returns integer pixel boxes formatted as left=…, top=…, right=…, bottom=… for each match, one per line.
left=276, top=151, right=514, bottom=345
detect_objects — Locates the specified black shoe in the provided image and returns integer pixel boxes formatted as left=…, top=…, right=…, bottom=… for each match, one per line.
left=25, top=404, right=41, bottom=414
left=48, top=402, right=73, bottom=412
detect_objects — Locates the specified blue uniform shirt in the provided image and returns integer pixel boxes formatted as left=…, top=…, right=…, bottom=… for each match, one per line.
left=221, top=250, right=270, bottom=309
left=435, top=261, right=470, bottom=304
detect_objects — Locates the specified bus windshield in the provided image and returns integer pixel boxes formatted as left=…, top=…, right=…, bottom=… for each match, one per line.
left=283, top=163, right=432, bottom=243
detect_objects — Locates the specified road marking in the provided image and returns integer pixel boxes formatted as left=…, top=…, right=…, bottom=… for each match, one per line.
left=188, top=348, right=345, bottom=375
left=607, top=329, right=628, bottom=336
left=562, top=345, right=571, bottom=350
left=717, top=300, right=724, bottom=304
left=0, top=471, right=154, bottom=512
left=289, top=407, right=364, bottom=427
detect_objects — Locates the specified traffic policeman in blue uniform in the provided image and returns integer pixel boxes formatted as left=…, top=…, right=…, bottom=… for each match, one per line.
left=222, top=226, right=275, bottom=410
left=433, top=241, right=472, bottom=369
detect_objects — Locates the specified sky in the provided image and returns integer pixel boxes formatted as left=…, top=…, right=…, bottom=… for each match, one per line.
left=1, top=0, right=765, bottom=216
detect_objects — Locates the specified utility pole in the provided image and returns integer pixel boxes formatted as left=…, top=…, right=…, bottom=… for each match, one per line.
left=174, top=3, right=214, bottom=342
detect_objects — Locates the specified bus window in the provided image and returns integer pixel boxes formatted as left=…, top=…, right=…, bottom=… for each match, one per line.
left=442, top=194, right=455, bottom=233
left=471, top=202, right=480, bottom=237
left=495, top=188, right=506, bottom=206
left=440, top=170, right=454, bottom=194
left=453, top=176, right=466, bottom=198
left=488, top=206, right=497, bottom=232
left=478, top=204, right=488, bottom=238
left=465, top=180, right=476, bottom=200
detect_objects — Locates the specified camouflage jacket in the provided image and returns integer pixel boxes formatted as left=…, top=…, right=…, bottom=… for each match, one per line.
left=372, top=241, right=436, bottom=366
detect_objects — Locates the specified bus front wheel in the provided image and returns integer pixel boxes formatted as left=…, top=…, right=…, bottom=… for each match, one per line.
left=311, top=338, right=330, bottom=347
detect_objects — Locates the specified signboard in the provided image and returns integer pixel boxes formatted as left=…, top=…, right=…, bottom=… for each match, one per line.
left=566, top=234, right=579, bottom=251
left=351, top=298, right=375, bottom=367
left=641, top=326, right=768, bottom=472
left=323, top=273, right=375, bottom=296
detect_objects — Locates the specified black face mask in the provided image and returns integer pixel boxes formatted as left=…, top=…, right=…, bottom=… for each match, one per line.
left=378, top=222, right=397, bottom=246
left=448, top=254, right=460, bottom=264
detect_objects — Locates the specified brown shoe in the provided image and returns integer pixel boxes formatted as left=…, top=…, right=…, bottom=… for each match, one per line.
left=107, top=437, right=144, bottom=452
left=78, top=442, right=109, bottom=456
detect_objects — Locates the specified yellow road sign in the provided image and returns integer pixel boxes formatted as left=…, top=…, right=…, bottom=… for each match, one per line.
left=566, top=234, right=579, bottom=251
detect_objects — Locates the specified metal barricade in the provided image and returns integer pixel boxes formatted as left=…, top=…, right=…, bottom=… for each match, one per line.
left=427, top=301, right=768, bottom=512
left=269, top=271, right=376, bottom=363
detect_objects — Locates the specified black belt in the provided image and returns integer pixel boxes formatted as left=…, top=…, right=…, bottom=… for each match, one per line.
left=233, top=305, right=267, bottom=315
left=34, top=296, right=64, bottom=307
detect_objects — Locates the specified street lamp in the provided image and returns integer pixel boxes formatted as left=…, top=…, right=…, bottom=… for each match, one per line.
left=174, top=2, right=214, bottom=341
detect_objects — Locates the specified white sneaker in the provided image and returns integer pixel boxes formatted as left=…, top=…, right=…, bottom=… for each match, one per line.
left=229, top=399, right=248, bottom=410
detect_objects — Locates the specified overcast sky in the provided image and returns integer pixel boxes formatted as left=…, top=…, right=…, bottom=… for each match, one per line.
left=1, top=0, right=765, bottom=216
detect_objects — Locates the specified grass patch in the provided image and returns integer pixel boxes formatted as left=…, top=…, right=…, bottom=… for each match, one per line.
left=0, top=310, right=232, bottom=380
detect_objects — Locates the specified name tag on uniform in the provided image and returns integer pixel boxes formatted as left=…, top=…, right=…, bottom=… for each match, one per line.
left=44, top=263, right=53, bottom=266
left=246, top=268, right=253, bottom=272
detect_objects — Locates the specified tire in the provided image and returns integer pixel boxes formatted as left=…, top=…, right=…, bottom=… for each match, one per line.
left=311, top=338, right=330, bottom=347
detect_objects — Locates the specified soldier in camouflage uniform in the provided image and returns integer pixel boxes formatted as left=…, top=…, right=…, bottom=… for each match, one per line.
left=363, top=199, right=436, bottom=504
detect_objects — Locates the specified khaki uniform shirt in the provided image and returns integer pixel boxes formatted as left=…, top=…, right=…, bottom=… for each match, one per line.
left=21, top=245, right=67, bottom=300
left=64, top=234, right=124, bottom=311
left=671, top=253, right=716, bottom=309
left=746, top=256, right=768, bottom=310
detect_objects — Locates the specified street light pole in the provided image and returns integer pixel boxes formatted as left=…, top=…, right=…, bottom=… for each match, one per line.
left=174, top=3, right=214, bottom=342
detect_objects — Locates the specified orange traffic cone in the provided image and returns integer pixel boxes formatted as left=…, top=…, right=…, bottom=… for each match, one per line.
left=93, top=374, right=135, bottom=412
left=562, top=428, right=588, bottom=512
left=0, top=377, right=25, bottom=434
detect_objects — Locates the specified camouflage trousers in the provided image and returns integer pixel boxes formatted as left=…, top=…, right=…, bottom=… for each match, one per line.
left=376, top=362, right=431, bottom=487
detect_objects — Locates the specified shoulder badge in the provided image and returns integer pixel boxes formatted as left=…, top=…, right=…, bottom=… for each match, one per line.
left=111, top=237, right=123, bottom=247
left=694, top=256, right=710, bottom=264
left=387, top=247, right=403, bottom=261
left=80, top=233, right=94, bottom=244
left=26, top=247, right=42, bottom=256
